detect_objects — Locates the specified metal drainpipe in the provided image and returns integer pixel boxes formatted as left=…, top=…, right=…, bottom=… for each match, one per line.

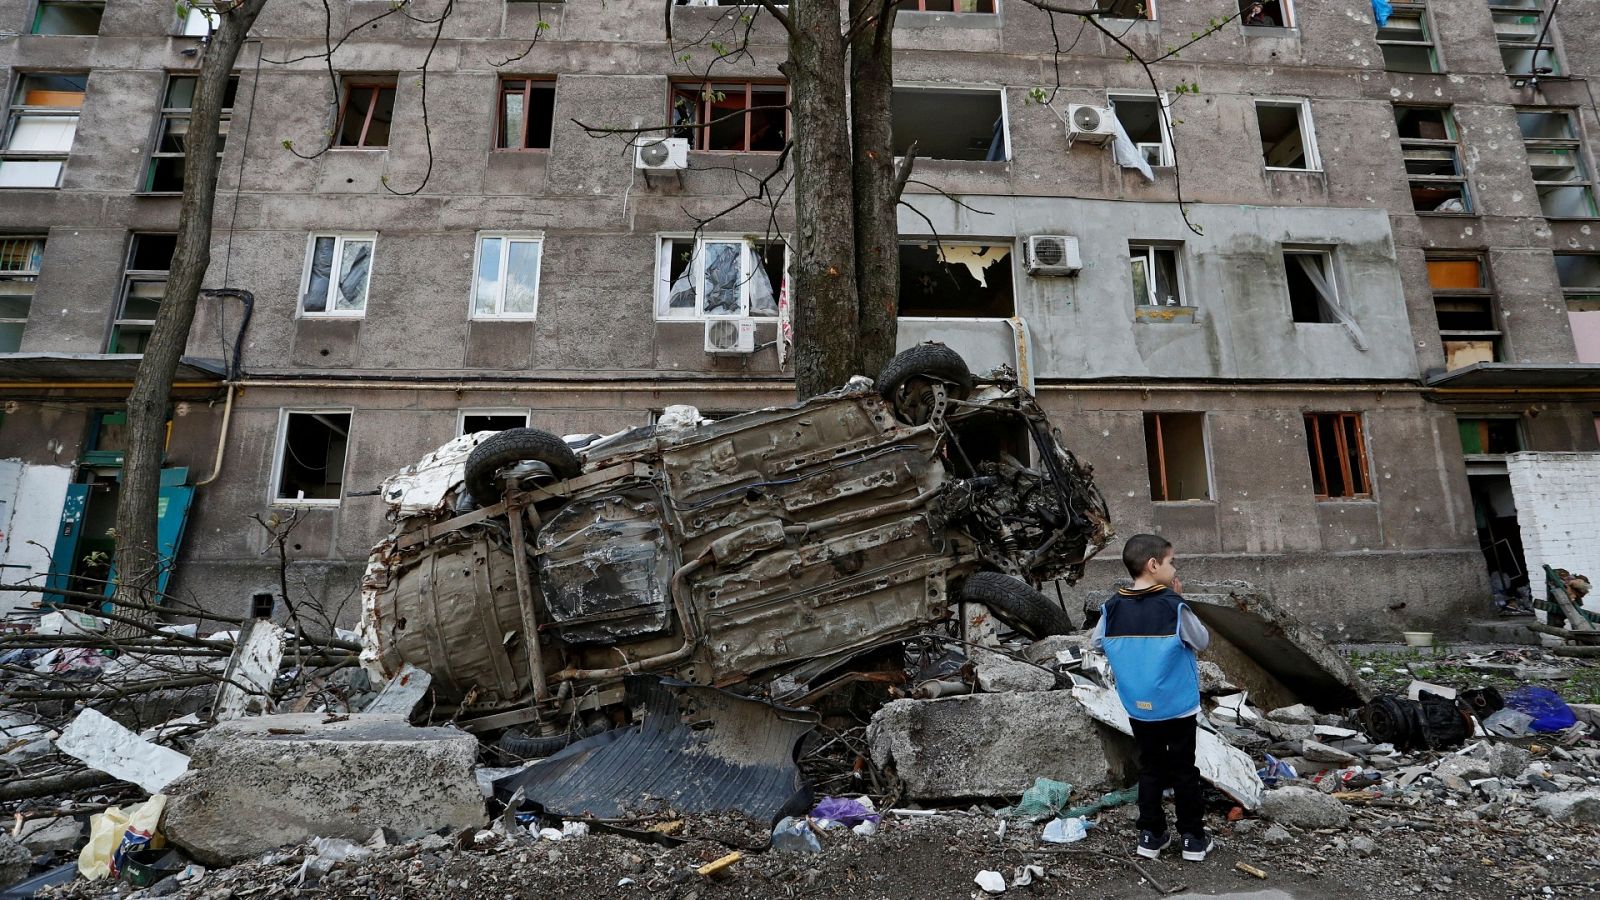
left=193, top=382, right=236, bottom=487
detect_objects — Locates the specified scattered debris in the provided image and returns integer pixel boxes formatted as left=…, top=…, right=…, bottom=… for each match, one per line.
left=55, top=710, right=190, bottom=795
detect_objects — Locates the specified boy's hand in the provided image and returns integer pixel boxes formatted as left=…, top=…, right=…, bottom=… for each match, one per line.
left=1172, top=575, right=1183, bottom=594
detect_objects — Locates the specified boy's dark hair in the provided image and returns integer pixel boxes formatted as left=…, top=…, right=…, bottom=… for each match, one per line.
left=1122, top=533, right=1173, bottom=578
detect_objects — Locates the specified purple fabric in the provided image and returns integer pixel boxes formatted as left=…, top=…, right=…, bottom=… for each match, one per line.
left=810, top=797, right=879, bottom=826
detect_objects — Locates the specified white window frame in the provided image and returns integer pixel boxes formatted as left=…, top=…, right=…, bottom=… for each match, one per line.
left=458, top=408, right=531, bottom=436
left=1107, top=92, right=1173, bottom=168
left=1128, top=242, right=1185, bottom=307
left=1255, top=98, right=1321, bottom=172
left=0, top=73, right=86, bottom=189
left=469, top=232, right=542, bottom=320
left=181, top=2, right=217, bottom=37
left=299, top=231, right=376, bottom=318
left=891, top=83, right=1011, bottom=163
left=655, top=234, right=788, bottom=321
left=1283, top=247, right=1338, bottom=322
left=270, top=408, right=353, bottom=507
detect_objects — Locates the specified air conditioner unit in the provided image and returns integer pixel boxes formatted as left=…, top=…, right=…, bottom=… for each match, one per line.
left=704, top=318, right=757, bottom=354
left=1024, top=235, right=1082, bottom=276
left=1065, top=104, right=1116, bottom=147
left=635, top=137, right=689, bottom=170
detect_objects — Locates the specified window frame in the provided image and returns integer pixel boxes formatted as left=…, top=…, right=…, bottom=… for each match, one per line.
left=143, top=73, right=239, bottom=195
left=669, top=79, right=790, bottom=153
left=1304, top=412, right=1373, bottom=500
left=1128, top=242, right=1186, bottom=308
left=1144, top=412, right=1213, bottom=502
left=1376, top=3, right=1440, bottom=73
left=908, top=0, right=998, bottom=10
left=495, top=76, right=557, bottom=151
left=1490, top=0, right=1561, bottom=76
left=0, top=72, right=87, bottom=189
left=31, top=1, right=105, bottom=35
left=458, top=408, right=532, bottom=436
left=1107, top=92, right=1172, bottom=167
left=1239, top=0, right=1294, bottom=28
left=1254, top=98, right=1321, bottom=172
left=469, top=231, right=543, bottom=320
left=0, top=236, right=44, bottom=352
left=180, top=1, right=217, bottom=36
left=1426, top=253, right=1500, bottom=368
left=299, top=231, right=377, bottom=318
left=1557, top=252, right=1600, bottom=310
left=1282, top=247, right=1339, bottom=324
left=891, top=83, right=1010, bottom=163
left=334, top=78, right=397, bottom=150
left=655, top=234, right=788, bottom=321
left=1457, top=415, right=1524, bottom=460
left=1395, top=105, right=1471, bottom=215
left=110, top=233, right=175, bottom=354
left=270, top=408, right=353, bottom=507
left=1519, top=108, right=1598, bottom=219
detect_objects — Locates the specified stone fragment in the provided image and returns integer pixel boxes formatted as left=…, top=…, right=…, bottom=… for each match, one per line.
left=162, top=713, right=484, bottom=865
left=1259, top=786, right=1350, bottom=829
left=1263, top=824, right=1294, bottom=845
left=1262, top=720, right=1315, bottom=742
left=1267, top=704, right=1316, bottom=725
left=1350, top=836, right=1376, bottom=857
left=1433, top=756, right=1493, bottom=782
left=868, top=692, right=1131, bottom=799
left=1534, top=789, right=1600, bottom=824
left=1300, top=739, right=1357, bottom=765
left=16, top=815, right=82, bottom=854
left=1482, top=743, right=1532, bottom=778
left=972, top=650, right=1056, bottom=694
left=1021, top=635, right=1083, bottom=666
left=0, top=833, right=27, bottom=890
left=1198, top=661, right=1236, bottom=694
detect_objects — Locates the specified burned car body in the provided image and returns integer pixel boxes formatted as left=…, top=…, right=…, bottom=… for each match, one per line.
left=360, top=346, right=1112, bottom=735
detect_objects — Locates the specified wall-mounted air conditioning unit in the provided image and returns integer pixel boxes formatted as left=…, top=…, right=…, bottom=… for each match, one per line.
left=704, top=318, right=757, bottom=354
left=1024, top=235, right=1082, bottom=276
left=1065, top=104, right=1116, bottom=147
left=635, top=137, right=689, bottom=170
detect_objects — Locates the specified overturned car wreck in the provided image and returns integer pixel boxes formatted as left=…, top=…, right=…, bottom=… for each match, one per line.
left=359, top=345, right=1112, bottom=749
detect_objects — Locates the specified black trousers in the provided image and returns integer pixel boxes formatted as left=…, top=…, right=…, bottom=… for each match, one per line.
left=1128, top=715, right=1205, bottom=837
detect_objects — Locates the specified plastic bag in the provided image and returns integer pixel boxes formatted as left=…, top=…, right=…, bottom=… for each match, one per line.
left=1041, top=817, right=1089, bottom=844
left=809, top=796, right=880, bottom=827
left=1012, top=776, right=1074, bottom=822
left=770, top=816, right=821, bottom=853
left=79, top=795, right=166, bottom=881
left=1505, top=686, right=1578, bottom=733
left=1257, top=754, right=1297, bottom=785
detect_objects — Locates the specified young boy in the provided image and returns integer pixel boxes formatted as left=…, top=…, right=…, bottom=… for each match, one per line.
left=1089, top=533, right=1213, bottom=862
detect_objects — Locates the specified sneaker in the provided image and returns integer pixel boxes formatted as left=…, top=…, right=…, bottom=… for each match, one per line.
left=1136, top=830, right=1172, bottom=859
left=1181, top=832, right=1215, bottom=862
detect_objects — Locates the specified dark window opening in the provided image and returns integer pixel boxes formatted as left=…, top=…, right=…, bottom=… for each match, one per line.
left=146, top=75, right=240, bottom=193
left=1558, top=253, right=1600, bottom=307
left=891, top=88, right=1006, bottom=161
left=671, top=82, right=788, bottom=152
left=276, top=412, right=350, bottom=502
left=1284, top=251, right=1336, bottom=323
left=1428, top=256, right=1499, bottom=370
left=0, top=237, right=43, bottom=353
left=463, top=413, right=528, bottom=434
left=1305, top=412, right=1371, bottom=499
left=336, top=80, right=397, bottom=148
left=1396, top=106, right=1469, bottom=213
left=898, top=241, right=1015, bottom=318
left=250, top=592, right=276, bottom=619
left=1240, top=0, right=1292, bottom=26
left=1109, top=96, right=1168, bottom=166
left=1458, top=417, right=1522, bottom=455
left=33, top=1, right=104, bottom=35
left=1145, top=413, right=1210, bottom=501
left=112, top=234, right=176, bottom=354
left=1256, top=103, right=1311, bottom=169
left=1377, top=7, right=1439, bottom=73
left=497, top=78, right=556, bottom=150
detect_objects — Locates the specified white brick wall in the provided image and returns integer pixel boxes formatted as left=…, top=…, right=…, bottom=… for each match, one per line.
left=1507, top=452, right=1600, bottom=611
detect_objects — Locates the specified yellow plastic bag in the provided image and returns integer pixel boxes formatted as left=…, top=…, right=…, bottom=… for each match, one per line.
left=78, top=794, right=166, bottom=881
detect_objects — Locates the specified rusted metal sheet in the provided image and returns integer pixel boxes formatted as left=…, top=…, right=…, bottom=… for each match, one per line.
left=498, top=677, right=817, bottom=823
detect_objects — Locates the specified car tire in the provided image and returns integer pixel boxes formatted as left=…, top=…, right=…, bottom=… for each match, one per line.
left=877, top=344, right=974, bottom=423
left=464, top=427, right=582, bottom=503
left=961, top=571, right=1076, bottom=638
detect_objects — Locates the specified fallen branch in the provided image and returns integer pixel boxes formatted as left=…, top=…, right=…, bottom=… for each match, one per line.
left=0, top=768, right=115, bottom=802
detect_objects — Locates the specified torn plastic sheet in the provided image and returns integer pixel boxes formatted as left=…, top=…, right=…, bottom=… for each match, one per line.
left=1071, top=682, right=1264, bottom=810
left=57, top=709, right=190, bottom=794
left=496, top=676, right=818, bottom=824
left=213, top=619, right=286, bottom=721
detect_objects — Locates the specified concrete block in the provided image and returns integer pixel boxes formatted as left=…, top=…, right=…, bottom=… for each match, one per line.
left=1534, top=789, right=1600, bottom=824
left=1259, top=786, right=1350, bottom=829
left=867, top=691, right=1132, bottom=800
left=16, top=815, right=82, bottom=854
left=0, top=833, right=27, bottom=890
left=973, top=649, right=1056, bottom=693
left=162, top=713, right=484, bottom=866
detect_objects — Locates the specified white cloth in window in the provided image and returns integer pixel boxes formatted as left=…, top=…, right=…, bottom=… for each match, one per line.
left=1293, top=254, right=1368, bottom=351
left=1110, top=113, right=1155, bottom=182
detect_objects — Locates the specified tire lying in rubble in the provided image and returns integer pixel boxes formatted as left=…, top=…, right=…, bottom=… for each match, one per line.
left=495, top=718, right=612, bottom=760
left=877, top=344, right=975, bottom=424
left=961, top=571, right=1076, bottom=638
left=464, top=427, right=583, bottom=503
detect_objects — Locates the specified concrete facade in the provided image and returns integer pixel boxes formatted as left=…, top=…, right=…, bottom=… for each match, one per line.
left=4, top=0, right=1600, bottom=637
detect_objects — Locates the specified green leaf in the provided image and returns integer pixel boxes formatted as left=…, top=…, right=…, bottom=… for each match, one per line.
left=281, top=139, right=294, bottom=149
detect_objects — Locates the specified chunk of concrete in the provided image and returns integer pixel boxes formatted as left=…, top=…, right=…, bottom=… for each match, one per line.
left=162, top=713, right=483, bottom=866
left=867, top=692, right=1132, bottom=799
left=1534, top=789, right=1600, bottom=824
left=1268, top=704, right=1316, bottom=725
left=1021, top=635, right=1083, bottom=666
left=0, top=833, right=27, bottom=889
left=1433, top=755, right=1493, bottom=783
left=1260, top=786, right=1350, bottom=829
left=973, top=650, right=1055, bottom=693
left=1198, top=661, right=1236, bottom=694
left=1299, top=739, right=1357, bottom=765
left=16, top=815, right=82, bottom=854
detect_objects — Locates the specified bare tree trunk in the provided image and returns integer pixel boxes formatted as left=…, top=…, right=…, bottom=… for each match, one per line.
left=114, top=0, right=268, bottom=620
left=787, top=0, right=860, bottom=400
left=848, top=0, right=900, bottom=382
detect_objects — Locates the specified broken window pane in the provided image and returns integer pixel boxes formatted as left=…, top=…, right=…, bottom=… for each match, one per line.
left=1519, top=110, right=1596, bottom=218
left=892, top=87, right=1006, bottom=162
left=701, top=241, right=742, bottom=316
left=912, top=0, right=998, bottom=10
left=1129, top=244, right=1183, bottom=307
left=33, top=2, right=104, bottom=35
left=1, top=74, right=86, bottom=188
left=1305, top=412, right=1371, bottom=499
left=1395, top=106, right=1470, bottom=213
left=302, top=234, right=374, bottom=315
left=1256, top=102, right=1315, bottom=170
left=461, top=411, right=529, bottom=435
left=1377, top=7, right=1439, bottom=73
left=145, top=75, right=238, bottom=193
left=1428, top=256, right=1498, bottom=369
left=1493, top=0, right=1559, bottom=75
left=335, top=240, right=373, bottom=311
left=657, top=237, right=786, bottom=318
left=1109, top=95, right=1170, bottom=166
left=337, top=80, right=397, bottom=148
left=1239, top=0, right=1292, bottom=27
left=1145, top=413, right=1210, bottom=501
left=898, top=241, right=1015, bottom=318
left=0, top=237, right=43, bottom=352
left=1458, top=417, right=1522, bottom=455
left=110, top=234, right=175, bottom=354
left=498, top=79, right=556, bottom=150
left=182, top=2, right=216, bottom=36
left=275, top=411, right=350, bottom=503
left=1097, top=0, right=1150, bottom=18
left=1284, top=251, right=1338, bottom=323
left=671, top=82, right=789, bottom=152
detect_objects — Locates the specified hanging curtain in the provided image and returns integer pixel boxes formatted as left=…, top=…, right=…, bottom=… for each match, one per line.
left=1293, top=254, right=1369, bottom=351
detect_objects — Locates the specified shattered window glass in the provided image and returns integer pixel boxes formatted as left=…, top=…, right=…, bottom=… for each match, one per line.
left=302, top=234, right=374, bottom=315
left=701, top=241, right=742, bottom=316
left=658, top=237, right=786, bottom=318
left=302, top=237, right=335, bottom=313
left=335, top=239, right=372, bottom=311
left=472, top=234, right=541, bottom=317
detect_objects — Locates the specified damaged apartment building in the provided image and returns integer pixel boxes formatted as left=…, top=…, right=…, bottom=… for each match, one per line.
left=1, top=0, right=1598, bottom=638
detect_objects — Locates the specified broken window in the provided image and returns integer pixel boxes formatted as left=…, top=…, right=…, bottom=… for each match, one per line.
left=892, top=87, right=1006, bottom=162
left=909, top=0, right=997, bottom=10
left=1395, top=106, right=1470, bottom=213
left=336, top=78, right=397, bottom=148
left=1557, top=254, right=1600, bottom=362
left=1458, top=417, right=1523, bottom=456
left=181, top=1, right=217, bottom=36
left=1427, top=255, right=1499, bottom=371
left=1096, top=0, right=1151, bottom=19
left=145, top=74, right=239, bottom=193
left=1283, top=250, right=1340, bottom=323
left=671, top=82, right=787, bottom=152
left=1129, top=243, right=1184, bottom=308
left=1304, top=412, right=1371, bottom=499
left=497, top=78, right=556, bottom=150
left=32, top=2, right=104, bottom=35
left=1108, top=94, right=1171, bottom=167
left=1239, top=0, right=1293, bottom=27
left=111, top=234, right=175, bottom=354
left=472, top=233, right=541, bottom=318
left=300, top=233, right=375, bottom=316
left=1145, top=413, right=1210, bottom=501
left=1255, top=100, right=1318, bottom=170
left=0, top=73, right=86, bottom=188
left=460, top=409, right=530, bottom=435
left=1519, top=110, right=1597, bottom=218
left=0, top=237, right=43, bottom=352
left=1376, top=4, right=1439, bottom=73
left=273, top=411, right=350, bottom=504
left=657, top=237, right=785, bottom=319
left=898, top=241, right=1015, bottom=318
left=1492, top=0, right=1559, bottom=76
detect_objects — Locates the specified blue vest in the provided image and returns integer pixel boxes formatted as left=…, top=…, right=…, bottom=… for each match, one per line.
left=1099, top=587, right=1200, bottom=722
